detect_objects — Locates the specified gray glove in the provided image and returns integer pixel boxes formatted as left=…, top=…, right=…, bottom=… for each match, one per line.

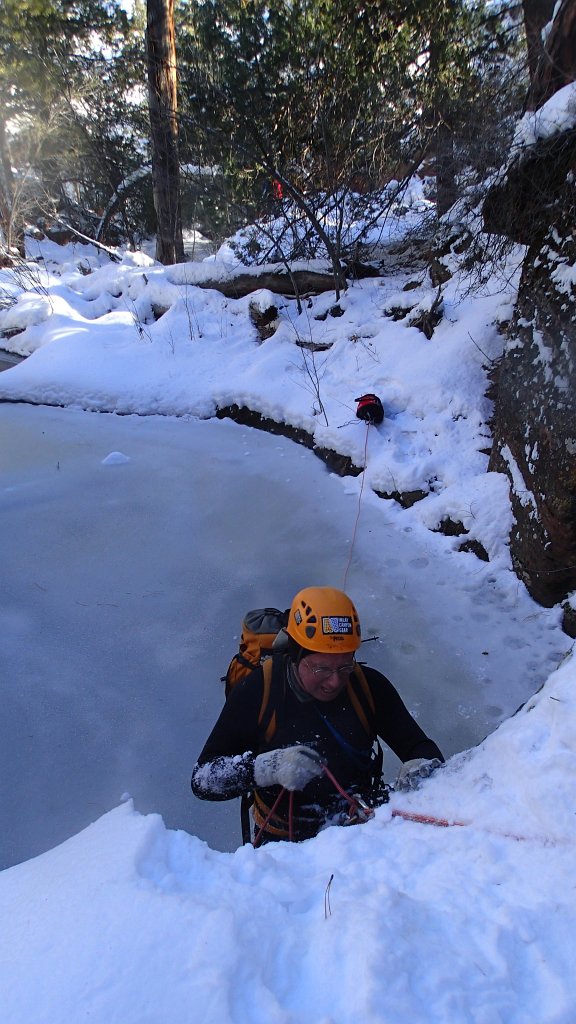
left=395, top=757, right=442, bottom=792
left=254, top=745, right=325, bottom=791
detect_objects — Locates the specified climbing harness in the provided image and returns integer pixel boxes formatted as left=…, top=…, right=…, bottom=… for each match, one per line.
left=252, top=763, right=376, bottom=848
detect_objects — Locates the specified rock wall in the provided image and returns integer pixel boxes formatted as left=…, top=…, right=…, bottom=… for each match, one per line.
left=488, top=227, right=576, bottom=624
left=483, top=0, right=576, bottom=632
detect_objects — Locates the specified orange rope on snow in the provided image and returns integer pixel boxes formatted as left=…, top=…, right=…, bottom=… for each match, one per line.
left=391, top=808, right=466, bottom=829
left=390, top=807, right=569, bottom=845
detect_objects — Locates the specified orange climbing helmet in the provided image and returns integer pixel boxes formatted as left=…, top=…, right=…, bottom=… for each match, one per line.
left=286, top=586, right=361, bottom=653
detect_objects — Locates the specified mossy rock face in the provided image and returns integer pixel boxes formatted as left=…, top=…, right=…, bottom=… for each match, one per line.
left=489, top=225, right=576, bottom=607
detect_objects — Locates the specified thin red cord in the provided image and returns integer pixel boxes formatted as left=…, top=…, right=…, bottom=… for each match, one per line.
left=322, top=764, right=374, bottom=821
left=343, top=422, right=370, bottom=591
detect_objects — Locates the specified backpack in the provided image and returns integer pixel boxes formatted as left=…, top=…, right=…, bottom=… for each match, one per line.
left=355, top=393, right=384, bottom=425
left=222, top=607, right=289, bottom=697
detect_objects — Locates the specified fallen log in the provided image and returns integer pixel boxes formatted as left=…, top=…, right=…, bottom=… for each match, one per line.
left=179, top=268, right=347, bottom=299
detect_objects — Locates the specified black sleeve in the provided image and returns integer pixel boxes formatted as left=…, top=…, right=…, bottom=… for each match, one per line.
left=190, top=669, right=265, bottom=801
left=364, top=666, right=444, bottom=764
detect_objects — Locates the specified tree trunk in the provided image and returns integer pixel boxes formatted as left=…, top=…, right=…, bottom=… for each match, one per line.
left=428, top=36, right=457, bottom=218
left=146, top=0, right=184, bottom=265
left=522, top=0, right=556, bottom=104
left=0, top=107, right=20, bottom=255
left=435, top=120, right=457, bottom=217
left=525, top=0, right=576, bottom=110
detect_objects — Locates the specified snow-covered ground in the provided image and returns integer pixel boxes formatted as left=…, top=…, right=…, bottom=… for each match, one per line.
left=1, top=187, right=575, bottom=1021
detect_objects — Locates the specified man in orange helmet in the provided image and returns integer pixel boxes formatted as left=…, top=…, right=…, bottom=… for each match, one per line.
left=191, top=586, right=443, bottom=844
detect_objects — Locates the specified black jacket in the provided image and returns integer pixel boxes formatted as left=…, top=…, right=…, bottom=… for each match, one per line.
left=191, top=656, right=443, bottom=841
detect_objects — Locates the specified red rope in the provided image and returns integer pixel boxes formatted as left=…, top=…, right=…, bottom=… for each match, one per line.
left=392, top=808, right=465, bottom=829
left=322, top=765, right=374, bottom=822
left=390, top=807, right=568, bottom=845
left=254, top=785, right=566, bottom=847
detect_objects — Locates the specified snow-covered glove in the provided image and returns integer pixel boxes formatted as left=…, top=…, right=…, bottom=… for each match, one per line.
left=254, top=746, right=325, bottom=791
left=394, top=757, right=443, bottom=792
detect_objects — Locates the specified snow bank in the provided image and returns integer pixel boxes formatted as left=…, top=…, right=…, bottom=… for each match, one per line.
left=2, top=647, right=575, bottom=1023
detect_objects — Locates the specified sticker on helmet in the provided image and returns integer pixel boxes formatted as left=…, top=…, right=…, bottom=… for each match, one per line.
left=321, top=615, right=353, bottom=635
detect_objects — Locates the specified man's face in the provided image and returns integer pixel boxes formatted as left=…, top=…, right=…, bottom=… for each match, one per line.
left=297, top=652, right=356, bottom=702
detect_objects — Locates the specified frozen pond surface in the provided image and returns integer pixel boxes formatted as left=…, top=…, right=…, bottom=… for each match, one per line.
left=0, top=403, right=569, bottom=869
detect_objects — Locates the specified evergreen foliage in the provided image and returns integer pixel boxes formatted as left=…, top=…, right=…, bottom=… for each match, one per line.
left=176, top=0, right=527, bottom=261
left=0, top=0, right=146, bottom=251
left=0, top=0, right=530, bottom=257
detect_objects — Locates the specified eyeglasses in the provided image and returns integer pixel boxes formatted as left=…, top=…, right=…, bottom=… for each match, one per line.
left=303, top=660, right=356, bottom=680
